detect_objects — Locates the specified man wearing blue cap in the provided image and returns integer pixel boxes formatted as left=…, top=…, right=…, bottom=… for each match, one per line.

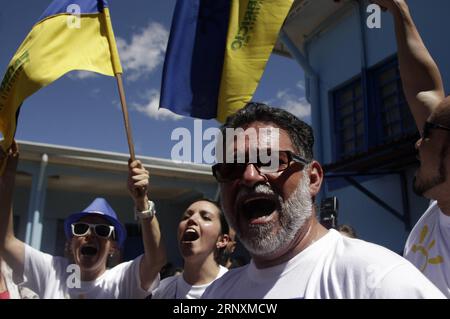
left=0, top=141, right=166, bottom=298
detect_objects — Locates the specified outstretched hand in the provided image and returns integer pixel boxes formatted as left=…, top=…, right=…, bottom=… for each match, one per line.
left=127, top=159, right=150, bottom=210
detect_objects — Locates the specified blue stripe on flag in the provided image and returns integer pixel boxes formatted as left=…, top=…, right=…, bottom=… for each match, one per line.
left=160, top=0, right=231, bottom=119
left=38, top=0, right=107, bottom=22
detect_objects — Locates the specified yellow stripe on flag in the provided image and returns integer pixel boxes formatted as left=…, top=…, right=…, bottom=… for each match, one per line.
left=216, top=0, right=293, bottom=122
left=0, top=13, right=122, bottom=155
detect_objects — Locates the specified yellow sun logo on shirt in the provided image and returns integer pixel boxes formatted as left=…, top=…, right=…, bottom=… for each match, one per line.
left=411, top=225, right=444, bottom=272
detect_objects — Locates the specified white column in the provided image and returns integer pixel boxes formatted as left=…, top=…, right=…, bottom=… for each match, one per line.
left=25, top=153, right=48, bottom=250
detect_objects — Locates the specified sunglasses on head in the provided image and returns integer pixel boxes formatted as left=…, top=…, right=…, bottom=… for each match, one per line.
left=71, top=222, right=115, bottom=239
left=422, top=121, right=450, bottom=139
left=212, top=150, right=310, bottom=183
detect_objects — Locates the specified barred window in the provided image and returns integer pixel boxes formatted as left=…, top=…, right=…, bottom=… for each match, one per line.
left=372, top=59, right=416, bottom=144
left=332, top=57, right=416, bottom=161
left=333, top=79, right=365, bottom=158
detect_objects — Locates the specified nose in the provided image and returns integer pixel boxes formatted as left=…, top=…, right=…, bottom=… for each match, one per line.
left=85, top=226, right=94, bottom=238
left=240, top=163, right=267, bottom=187
left=186, top=214, right=199, bottom=226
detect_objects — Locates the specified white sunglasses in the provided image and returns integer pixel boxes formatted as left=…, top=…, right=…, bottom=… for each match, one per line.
left=71, top=222, right=115, bottom=239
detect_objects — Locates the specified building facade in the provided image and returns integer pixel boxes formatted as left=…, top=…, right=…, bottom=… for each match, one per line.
left=277, top=0, right=450, bottom=252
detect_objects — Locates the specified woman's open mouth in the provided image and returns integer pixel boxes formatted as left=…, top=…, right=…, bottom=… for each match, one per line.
left=181, top=228, right=200, bottom=243
left=80, top=244, right=98, bottom=256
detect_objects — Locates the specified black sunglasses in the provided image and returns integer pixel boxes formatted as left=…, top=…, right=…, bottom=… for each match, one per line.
left=422, top=121, right=450, bottom=139
left=71, top=222, right=115, bottom=239
left=212, top=150, right=310, bottom=183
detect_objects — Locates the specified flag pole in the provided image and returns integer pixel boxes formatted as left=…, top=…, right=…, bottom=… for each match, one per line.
left=103, top=6, right=136, bottom=162
left=115, top=73, right=136, bottom=162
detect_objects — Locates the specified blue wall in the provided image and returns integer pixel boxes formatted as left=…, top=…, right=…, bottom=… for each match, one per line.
left=305, top=0, right=450, bottom=252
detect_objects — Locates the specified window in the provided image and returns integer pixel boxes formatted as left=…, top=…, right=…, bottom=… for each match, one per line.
left=332, top=57, right=416, bottom=161
left=372, top=59, right=416, bottom=144
left=333, top=79, right=365, bottom=158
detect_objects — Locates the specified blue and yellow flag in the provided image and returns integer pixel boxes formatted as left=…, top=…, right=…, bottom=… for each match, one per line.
left=160, top=0, right=293, bottom=122
left=0, top=0, right=122, bottom=157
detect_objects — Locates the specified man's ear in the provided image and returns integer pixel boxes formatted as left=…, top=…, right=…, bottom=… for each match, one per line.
left=216, top=234, right=230, bottom=249
left=308, top=161, right=323, bottom=198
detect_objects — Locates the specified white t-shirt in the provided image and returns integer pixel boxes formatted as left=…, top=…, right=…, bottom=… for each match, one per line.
left=21, top=244, right=159, bottom=299
left=202, top=230, right=445, bottom=299
left=404, top=200, right=450, bottom=297
left=151, top=265, right=228, bottom=299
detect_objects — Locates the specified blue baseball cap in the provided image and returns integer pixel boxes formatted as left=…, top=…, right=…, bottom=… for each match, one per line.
left=64, top=198, right=127, bottom=247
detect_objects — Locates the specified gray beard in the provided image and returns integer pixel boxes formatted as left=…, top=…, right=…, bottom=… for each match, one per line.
left=235, top=175, right=313, bottom=257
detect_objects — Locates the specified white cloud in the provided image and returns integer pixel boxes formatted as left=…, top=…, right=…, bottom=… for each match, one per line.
left=91, top=88, right=101, bottom=96
left=116, top=23, right=168, bottom=81
left=296, top=80, right=306, bottom=92
left=274, top=86, right=311, bottom=120
left=271, top=81, right=311, bottom=120
left=131, top=89, right=183, bottom=121
left=67, top=70, right=99, bottom=80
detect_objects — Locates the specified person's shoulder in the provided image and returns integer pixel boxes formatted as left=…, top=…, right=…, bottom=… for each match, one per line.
left=372, top=262, right=446, bottom=298
left=202, top=265, right=249, bottom=299
left=418, top=200, right=440, bottom=222
left=24, top=243, right=68, bottom=270
left=213, top=265, right=246, bottom=284
left=405, top=200, right=440, bottom=246
left=156, top=275, right=179, bottom=292
left=106, top=254, right=143, bottom=273
left=333, top=230, right=407, bottom=269
left=331, top=232, right=445, bottom=297
left=217, top=265, right=229, bottom=278
left=159, top=274, right=180, bottom=287
left=150, top=274, right=179, bottom=299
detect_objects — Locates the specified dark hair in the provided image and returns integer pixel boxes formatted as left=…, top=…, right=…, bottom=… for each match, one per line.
left=184, top=198, right=230, bottom=264
left=220, top=102, right=314, bottom=161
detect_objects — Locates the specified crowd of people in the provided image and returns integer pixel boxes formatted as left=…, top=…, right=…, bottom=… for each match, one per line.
left=0, top=0, right=449, bottom=299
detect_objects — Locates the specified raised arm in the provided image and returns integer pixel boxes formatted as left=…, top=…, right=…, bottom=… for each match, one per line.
left=0, top=141, right=25, bottom=278
left=372, top=0, right=445, bottom=130
left=127, top=160, right=166, bottom=291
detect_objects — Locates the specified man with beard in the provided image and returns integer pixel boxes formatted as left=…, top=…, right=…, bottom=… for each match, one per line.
left=371, top=0, right=450, bottom=297
left=0, top=141, right=166, bottom=298
left=202, top=102, right=444, bottom=298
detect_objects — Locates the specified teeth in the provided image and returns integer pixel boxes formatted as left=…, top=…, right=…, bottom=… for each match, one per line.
left=182, top=228, right=200, bottom=242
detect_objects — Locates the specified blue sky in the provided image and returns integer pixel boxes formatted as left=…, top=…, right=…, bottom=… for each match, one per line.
left=0, top=0, right=309, bottom=162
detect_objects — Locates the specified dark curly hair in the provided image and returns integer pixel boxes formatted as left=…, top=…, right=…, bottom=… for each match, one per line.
left=220, top=102, right=314, bottom=161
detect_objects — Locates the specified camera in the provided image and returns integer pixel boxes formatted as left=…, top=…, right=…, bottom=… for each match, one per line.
left=320, top=197, right=338, bottom=229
